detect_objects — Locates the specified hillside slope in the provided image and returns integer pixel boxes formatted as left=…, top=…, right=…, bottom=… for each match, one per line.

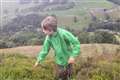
left=0, top=44, right=120, bottom=57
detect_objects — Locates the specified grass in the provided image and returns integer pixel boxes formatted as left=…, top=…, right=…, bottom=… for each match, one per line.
left=0, top=53, right=55, bottom=80
left=0, top=44, right=120, bottom=80
left=0, top=51, right=120, bottom=80
left=75, top=53, right=120, bottom=80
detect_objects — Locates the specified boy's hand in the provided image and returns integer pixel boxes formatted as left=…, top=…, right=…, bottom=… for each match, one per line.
left=68, top=57, right=75, bottom=64
left=33, top=61, right=47, bottom=69
left=33, top=61, right=39, bottom=69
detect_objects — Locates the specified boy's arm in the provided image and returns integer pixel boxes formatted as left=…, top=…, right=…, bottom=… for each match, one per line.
left=63, top=30, right=80, bottom=58
left=34, top=36, right=51, bottom=67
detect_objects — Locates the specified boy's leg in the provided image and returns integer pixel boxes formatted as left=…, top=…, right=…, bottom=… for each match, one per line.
left=66, top=64, right=73, bottom=80
left=54, top=64, right=73, bottom=80
left=54, top=64, right=66, bottom=80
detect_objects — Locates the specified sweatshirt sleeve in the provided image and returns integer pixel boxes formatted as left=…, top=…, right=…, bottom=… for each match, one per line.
left=63, top=30, right=80, bottom=57
left=37, top=36, right=51, bottom=63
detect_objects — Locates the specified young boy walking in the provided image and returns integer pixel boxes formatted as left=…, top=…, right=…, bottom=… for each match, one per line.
left=33, top=16, right=80, bottom=80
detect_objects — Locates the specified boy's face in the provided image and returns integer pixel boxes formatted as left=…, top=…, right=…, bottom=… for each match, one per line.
left=42, top=28, right=54, bottom=36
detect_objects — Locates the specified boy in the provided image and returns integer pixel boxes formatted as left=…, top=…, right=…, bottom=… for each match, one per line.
left=33, top=16, right=80, bottom=80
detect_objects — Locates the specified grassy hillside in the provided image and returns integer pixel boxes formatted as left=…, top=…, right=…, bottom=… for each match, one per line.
left=0, top=44, right=120, bottom=80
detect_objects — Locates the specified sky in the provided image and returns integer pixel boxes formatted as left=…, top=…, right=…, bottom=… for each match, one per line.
left=1, top=0, right=19, bottom=9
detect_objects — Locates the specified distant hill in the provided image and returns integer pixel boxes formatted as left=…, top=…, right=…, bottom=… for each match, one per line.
left=1, top=0, right=114, bottom=32
left=107, top=0, right=120, bottom=5
left=1, top=0, right=113, bottom=26
left=1, top=0, right=120, bottom=48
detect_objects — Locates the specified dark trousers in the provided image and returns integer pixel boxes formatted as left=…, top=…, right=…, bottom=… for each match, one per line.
left=54, top=64, right=73, bottom=80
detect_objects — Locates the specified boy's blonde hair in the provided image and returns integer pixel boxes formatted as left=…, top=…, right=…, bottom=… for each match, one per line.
left=41, top=16, right=57, bottom=31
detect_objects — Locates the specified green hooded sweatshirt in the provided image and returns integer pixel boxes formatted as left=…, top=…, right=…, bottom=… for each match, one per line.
left=37, top=28, right=80, bottom=66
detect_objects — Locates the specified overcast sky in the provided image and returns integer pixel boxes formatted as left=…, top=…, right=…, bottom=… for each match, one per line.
left=1, top=0, right=19, bottom=9
left=1, top=0, right=18, bottom=2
